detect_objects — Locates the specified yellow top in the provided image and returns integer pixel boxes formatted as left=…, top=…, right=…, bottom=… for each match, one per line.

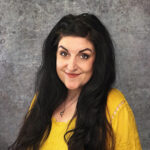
left=30, top=88, right=142, bottom=150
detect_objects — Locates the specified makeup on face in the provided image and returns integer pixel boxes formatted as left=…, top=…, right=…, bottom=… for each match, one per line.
left=56, top=36, right=95, bottom=90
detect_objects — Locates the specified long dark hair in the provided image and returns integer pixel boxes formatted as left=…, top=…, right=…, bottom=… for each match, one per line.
left=9, top=13, right=116, bottom=150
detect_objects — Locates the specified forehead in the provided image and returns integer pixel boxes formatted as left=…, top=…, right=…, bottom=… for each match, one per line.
left=58, top=36, right=94, bottom=52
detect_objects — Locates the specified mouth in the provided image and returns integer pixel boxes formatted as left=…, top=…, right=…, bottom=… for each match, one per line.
left=65, top=72, right=80, bottom=78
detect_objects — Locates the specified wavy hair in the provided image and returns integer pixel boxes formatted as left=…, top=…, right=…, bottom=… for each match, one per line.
left=9, top=13, right=116, bottom=150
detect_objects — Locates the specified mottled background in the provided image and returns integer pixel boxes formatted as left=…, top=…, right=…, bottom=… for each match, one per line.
left=0, top=0, right=150, bottom=149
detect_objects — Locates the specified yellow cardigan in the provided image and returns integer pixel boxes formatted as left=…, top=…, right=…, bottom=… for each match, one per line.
left=30, top=88, right=142, bottom=150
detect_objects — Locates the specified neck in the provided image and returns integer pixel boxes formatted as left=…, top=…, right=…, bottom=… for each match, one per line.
left=58, top=88, right=81, bottom=118
left=66, top=88, right=81, bottom=102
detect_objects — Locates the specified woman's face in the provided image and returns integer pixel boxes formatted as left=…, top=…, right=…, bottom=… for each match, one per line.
left=56, top=36, right=95, bottom=91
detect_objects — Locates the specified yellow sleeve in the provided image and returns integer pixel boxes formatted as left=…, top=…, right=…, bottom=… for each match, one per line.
left=111, top=97, right=142, bottom=149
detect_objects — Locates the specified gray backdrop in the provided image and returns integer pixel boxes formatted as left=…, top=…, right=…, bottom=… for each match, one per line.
left=0, top=0, right=150, bottom=149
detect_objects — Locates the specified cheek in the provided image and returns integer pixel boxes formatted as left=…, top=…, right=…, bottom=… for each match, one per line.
left=56, top=56, right=65, bottom=70
left=82, top=59, right=95, bottom=72
left=81, top=59, right=95, bottom=81
left=56, top=62, right=64, bottom=82
left=56, top=58, right=62, bottom=77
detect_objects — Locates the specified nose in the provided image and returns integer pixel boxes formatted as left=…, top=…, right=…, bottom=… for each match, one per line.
left=67, top=57, right=77, bottom=72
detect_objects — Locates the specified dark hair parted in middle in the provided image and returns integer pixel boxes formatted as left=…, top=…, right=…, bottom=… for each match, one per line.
left=10, top=13, right=116, bottom=150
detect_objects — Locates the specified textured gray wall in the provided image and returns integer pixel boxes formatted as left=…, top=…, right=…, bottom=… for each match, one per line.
left=0, top=0, right=149, bottom=149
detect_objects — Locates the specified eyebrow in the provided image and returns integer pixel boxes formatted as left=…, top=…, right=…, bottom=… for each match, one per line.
left=58, top=45, right=94, bottom=53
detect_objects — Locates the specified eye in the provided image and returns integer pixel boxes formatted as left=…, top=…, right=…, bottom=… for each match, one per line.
left=60, top=51, right=68, bottom=57
left=80, top=53, right=90, bottom=59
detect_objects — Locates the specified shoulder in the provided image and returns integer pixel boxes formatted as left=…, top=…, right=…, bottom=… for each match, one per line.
left=107, top=88, right=126, bottom=106
left=106, top=88, right=128, bottom=122
left=106, top=89, right=142, bottom=149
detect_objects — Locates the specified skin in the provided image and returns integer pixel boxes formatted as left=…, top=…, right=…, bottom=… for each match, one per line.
left=54, top=36, right=95, bottom=122
left=56, top=36, right=95, bottom=91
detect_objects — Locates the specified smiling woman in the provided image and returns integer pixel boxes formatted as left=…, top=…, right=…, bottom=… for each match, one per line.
left=56, top=36, right=95, bottom=91
left=9, top=13, right=142, bottom=150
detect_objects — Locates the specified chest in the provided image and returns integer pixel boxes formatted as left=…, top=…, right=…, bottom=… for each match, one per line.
left=40, top=117, right=76, bottom=150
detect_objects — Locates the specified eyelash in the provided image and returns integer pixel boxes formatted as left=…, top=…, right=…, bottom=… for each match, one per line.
left=59, top=51, right=90, bottom=60
left=60, top=51, right=68, bottom=56
left=80, top=54, right=90, bottom=59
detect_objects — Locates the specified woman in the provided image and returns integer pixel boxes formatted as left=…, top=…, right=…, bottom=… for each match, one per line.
left=9, top=13, right=142, bottom=150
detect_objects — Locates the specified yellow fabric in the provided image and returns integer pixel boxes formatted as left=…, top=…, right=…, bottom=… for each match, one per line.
left=106, top=88, right=142, bottom=150
left=30, top=88, right=142, bottom=150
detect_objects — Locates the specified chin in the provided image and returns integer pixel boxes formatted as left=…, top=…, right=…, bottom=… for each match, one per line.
left=66, top=86, right=79, bottom=90
left=65, top=84, right=81, bottom=90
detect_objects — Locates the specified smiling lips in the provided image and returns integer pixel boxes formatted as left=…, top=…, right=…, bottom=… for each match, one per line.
left=65, top=72, right=80, bottom=78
